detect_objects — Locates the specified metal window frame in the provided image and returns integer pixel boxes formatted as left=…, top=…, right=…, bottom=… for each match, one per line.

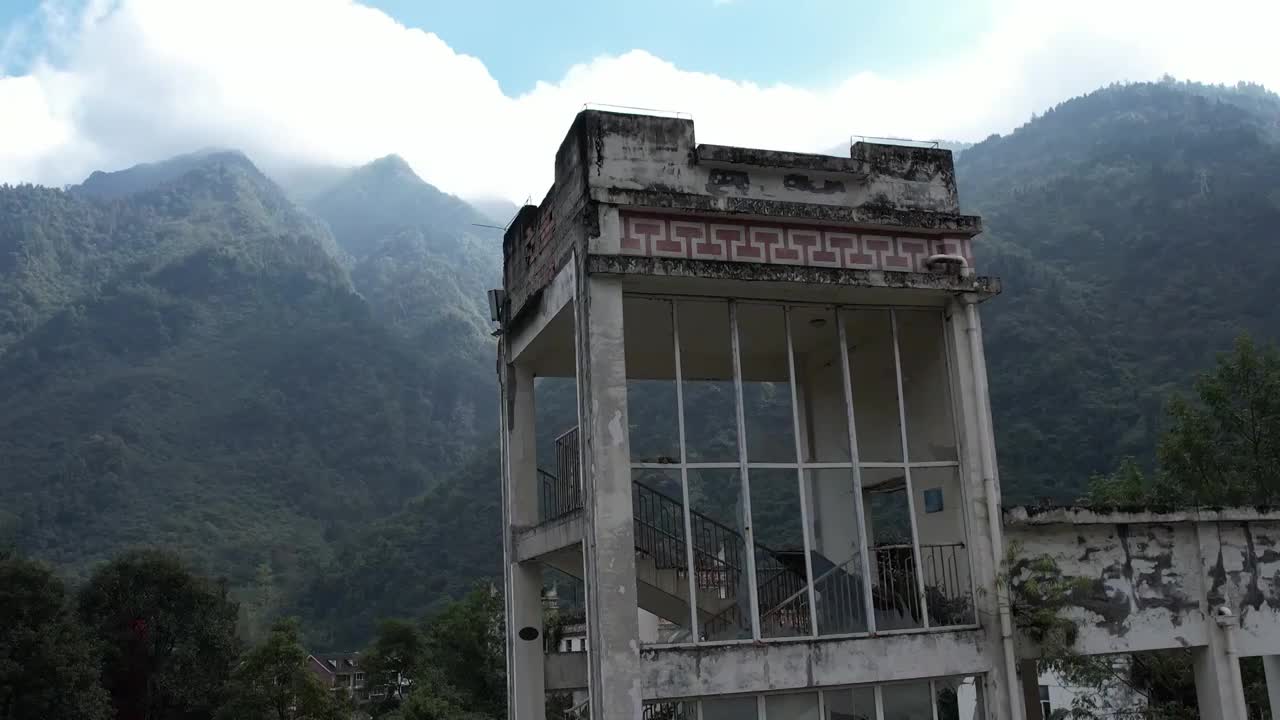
left=678, top=674, right=983, bottom=720
left=626, top=294, right=977, bottom=647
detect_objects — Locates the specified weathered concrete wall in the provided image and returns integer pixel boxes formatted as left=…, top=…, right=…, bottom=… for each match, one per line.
left=502, top=109, right=987, bottom=323
left=1004, top=508, right=1280, bottom=659
left=639, top=629, right=990, bottom=701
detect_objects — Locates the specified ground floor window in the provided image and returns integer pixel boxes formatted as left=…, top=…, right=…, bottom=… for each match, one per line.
left=642, top=674, right=985, bottom=720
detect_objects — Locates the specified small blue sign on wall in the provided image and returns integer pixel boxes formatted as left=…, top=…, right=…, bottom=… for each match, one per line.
left=923, top=488, right=944, bottom=514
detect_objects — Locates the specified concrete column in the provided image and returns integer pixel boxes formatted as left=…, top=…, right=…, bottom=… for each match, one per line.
left=503, top=360, right=546, bottom=720
left=946, top=298, right=1019, bottom=720
left=1263, top=655, right=1280, bottom=719
left=1193, top=637, right=1246, bottom=720
left=577, top=274, right=642, bottom=719
left=1192, top=521, right=1247, bottom=720
left=1018, top=661, right=1043, bottom=720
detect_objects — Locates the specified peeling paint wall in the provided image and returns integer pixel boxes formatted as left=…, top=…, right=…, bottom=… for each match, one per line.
left=1005, top=511, right=1280, bottom=659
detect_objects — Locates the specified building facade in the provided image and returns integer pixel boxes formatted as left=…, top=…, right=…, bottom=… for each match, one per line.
left=495, top=110, right=1280, bottom=720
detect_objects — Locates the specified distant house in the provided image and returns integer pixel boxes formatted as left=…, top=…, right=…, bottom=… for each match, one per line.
left=307, top=652, right=377, bottom=704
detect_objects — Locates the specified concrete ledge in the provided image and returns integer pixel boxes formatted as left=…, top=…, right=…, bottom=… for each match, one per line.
left=515, top=511, right=585, bottom=563
left=639, top=629, right=991, bottom=700
left=588, top=254, right=1000, bottom=297
left=696, top=144, right=868, bottom=175
left=1003, top=505, right=1280, bottom=526
left=592, top=188, right=983, bottom=235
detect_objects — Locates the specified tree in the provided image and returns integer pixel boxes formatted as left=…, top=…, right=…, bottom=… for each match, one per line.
left=77, top=549, right=240, bottom=720
left=216, top=619, right=346, bottom=720
left=363, top=619, right=425, bottom=716
left=1071, top=334, right=1280, bottom=717
left=0, top=553, right=111, bottom=720
left=1158, top=334, right=1280, bottom=505
left=418, top=585, right=505, bottom=719
left=377, top=585, right=506, bottom=720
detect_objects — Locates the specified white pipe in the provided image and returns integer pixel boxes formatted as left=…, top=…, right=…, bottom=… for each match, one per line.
left=965, top=298, right=1024, bottom=720
left=1221, top=615, right=1247, bottom=719
left=926, top=253, right=972, bottom=276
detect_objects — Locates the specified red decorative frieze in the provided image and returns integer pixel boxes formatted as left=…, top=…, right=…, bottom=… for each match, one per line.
left=619, top=213, right=975, bottom=273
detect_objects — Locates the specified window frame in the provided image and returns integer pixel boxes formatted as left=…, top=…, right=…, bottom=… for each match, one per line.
left=624, top=295, right=979, bottom=647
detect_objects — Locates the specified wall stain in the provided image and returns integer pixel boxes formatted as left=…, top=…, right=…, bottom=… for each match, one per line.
left=783, top=174, right=846, bottom=195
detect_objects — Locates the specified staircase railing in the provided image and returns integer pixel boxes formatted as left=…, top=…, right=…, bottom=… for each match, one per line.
left=536, top=428, right=971, bottom=636
left=539, top=429, right=583, bottom=522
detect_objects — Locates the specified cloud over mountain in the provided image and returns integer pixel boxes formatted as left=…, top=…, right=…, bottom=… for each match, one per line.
left=1, top=0, right=1277, bottom=201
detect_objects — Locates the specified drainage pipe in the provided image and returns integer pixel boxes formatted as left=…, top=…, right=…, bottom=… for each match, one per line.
left=965, top=297, right=1024, bottom=720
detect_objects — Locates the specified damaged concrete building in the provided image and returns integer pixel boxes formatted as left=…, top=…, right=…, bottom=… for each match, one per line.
left=494, top=109, right=1280, bottom=720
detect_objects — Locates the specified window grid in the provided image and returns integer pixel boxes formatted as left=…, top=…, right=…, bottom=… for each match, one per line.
left=889, top=308, right=933, bottom=629
left=784, top=307, right=820, bottom=638
left=727, top=301, right=764, bottom=641
left=662, top=676, right=959, bottom=720
left=629, top=296, right=972, bottom=645
left=941, top=307, right=983, bottom=616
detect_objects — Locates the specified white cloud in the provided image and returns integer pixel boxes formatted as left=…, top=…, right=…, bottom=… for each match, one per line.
left=0, top=0, right=1278, bottom=201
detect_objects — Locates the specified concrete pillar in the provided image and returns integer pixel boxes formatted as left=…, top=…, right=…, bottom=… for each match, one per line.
left=1263, top=655, right=1280, bottom=720
left=577, top=274, right=642, bottom=719
left=503, top=361, right=547, bottom=720
left=1191, top=521, right=1248, bottom=720
left=1018, top=661, right=1043, bottom=720
left=1193, top=639, right=1246, bottom=720
left=945, top=298, right=1019, bottom=720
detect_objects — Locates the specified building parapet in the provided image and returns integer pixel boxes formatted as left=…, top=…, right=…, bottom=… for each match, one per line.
left=501, top=110, right=988, bottom=321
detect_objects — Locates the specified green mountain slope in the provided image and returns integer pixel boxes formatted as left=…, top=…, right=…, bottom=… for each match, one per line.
left=0, top=153, right=498, bottom=637
left=961, top=79, right=1280, bottom=501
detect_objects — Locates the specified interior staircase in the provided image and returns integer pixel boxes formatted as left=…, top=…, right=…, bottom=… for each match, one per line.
left=537, top=428, right=969, bottom=640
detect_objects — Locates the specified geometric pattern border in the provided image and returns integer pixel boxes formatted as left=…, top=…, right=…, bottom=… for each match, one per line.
left=619, top=212, right=975, bottom=274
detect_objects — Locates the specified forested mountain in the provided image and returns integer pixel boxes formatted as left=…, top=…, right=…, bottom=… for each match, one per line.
left=963, top=79, right=1280, bottom=502
left=0, top=151, right=498, bottom=638
left=4, top=78, right=1280, bottom=649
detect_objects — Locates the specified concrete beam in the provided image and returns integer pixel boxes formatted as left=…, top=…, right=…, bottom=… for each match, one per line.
left=588, top=254, right=999, bottom=297
left=1004, top=506, right=1280, bottom=526
left=514, top=512, right=585, bottom=563
left=508, top=259, right=576, bottom=364
left=638, top=630, right=992, bottom=701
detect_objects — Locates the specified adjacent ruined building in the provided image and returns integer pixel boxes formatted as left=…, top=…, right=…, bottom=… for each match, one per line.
left=494, top=109, right=1280, bottom=720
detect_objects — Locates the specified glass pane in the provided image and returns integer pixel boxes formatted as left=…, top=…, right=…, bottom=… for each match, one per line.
left=765, top=692, right=819, bottom=720
left=625, top=297, right=679, bottom=463
left=882, top=681, right=934, bottom=720
left=823, top=687, right=877, bottom=720
left=750, top=469, right=809, bottom=638
left=790, top=306, right=851, bottom=463
left=807, top=469, right=868, bottom=636
left=632, top=468, right=694, bottom=643
left=896, top=310, right=958, bottom=462
left=687, top=469, right=751, bottom=641
left=843, top=309, right=903, bottom=462
left=738, top=304, right=795, bottom=463
left=863, top=468, right=924, bottom=631
left=679, top=301, right=738, bottom=463
left=702, top=697, right=758, bottom=720
left=912, top=467, right=973, bottom=626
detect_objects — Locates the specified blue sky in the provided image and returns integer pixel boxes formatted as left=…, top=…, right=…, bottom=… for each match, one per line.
left=1, top=1, right=1276, bottom=199
left=1, top=0, right=994, bottom=93
left=360, top=0, right=994, bottom=95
